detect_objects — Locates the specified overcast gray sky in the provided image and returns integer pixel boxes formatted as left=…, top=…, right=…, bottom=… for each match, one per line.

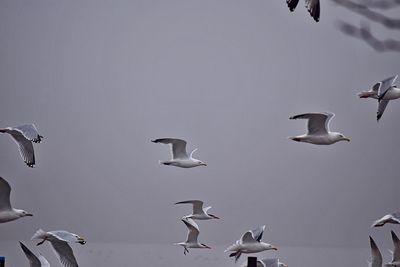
left=0, top=0, right=399, bottom=266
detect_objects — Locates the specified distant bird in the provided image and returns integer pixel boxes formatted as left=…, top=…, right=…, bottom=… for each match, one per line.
left=385, top=231, right=400, bottom=267
left=286, top=0, right=320, bottom=22
left=175, top=200, right=220, bottom=220
left=372, top=212, right=400, bottom=227
left=225, top=225, right=277, bottom=263
left=31, top=229, right=85, bottom=267
left=20, top=242, right=50, bottom=267
left=0, top=176, right=33, bottom=223
left=358, top=75, right=399, bottom=121
left=241, top=258, right=288, bottom=267
left=0, top=124, right=43, bottom=167
left=174, top=218, right=211, bottom=255
left=289, top=112, right=350, bottom=145
left=369, top=236, right=383, bottom=267
left=151, top=138, right=207, bottom=168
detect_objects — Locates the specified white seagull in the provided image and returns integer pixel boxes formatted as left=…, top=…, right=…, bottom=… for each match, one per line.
left=289, top=112, right=350, bottom=145
left=372, top=212, right=400, bottom=227
left=241, top=258, right=288, bottom=267
left=369, top=236, right=383, bottom=267
left=31, top=229, right=86, bottom=267
left=175, top=200, right=220, bottom=220
left=385, top=231, right=400, bottom=267
left=0, top=124, right=43, bottom=167
left=225, top=225, right=277, bottom=263
left=286, top=0, right=320, bottom=21
left=151, top=138, right=207, bottom=168
left=358, top=75, right=400, bottom=121
left=20, top=242, right=50, bottom=267
left=174, top=218, right=211, bottom=255
left=0, top=176, right=33, bottom=223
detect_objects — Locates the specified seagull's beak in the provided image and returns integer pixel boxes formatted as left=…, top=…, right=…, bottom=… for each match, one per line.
left=211, top=215, right=220, bottom=219
left=344, top=137, right=351, bottom=142
left=272, top=246, right=278, bottom=250
left=78, top=237, right=86, bottom=245
left=202, top=163, right=207, bottom=166
left=26, top=213, right=33, bottom=216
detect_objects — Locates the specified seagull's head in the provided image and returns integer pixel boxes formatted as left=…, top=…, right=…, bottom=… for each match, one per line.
left=74, top=234, right=86, bottom=245
left=334, top=133, right=350, bottom=142
left=17, top=209, right=33, bottom=218
left=262, top=243, right=278, bottom=251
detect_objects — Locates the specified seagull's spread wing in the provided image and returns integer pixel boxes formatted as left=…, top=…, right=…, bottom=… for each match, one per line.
left=152, top=138, right=188, bottom=159
left=0, top=177, right=12, bottom=211
left=391, top=231, right=400, bottom=263
left=182, top=218, right=199, bottom=243
left=305, top=0, right=320, bottom=21
left=2, top=129, right=35, bottom=167
left=378, top=75, right=398, bottom=98
left=251, top=225, right=266, bottom=242
left=240, top=231, right=257, bottom=244
left=290, top=112, right=334, bottom=135
left=49, top=231, right=84, bottom=244
left=377, top=100, right=389, bottom=121
left=13, top=124, right=43, bottom=143
left=369, top=236, right=383, bottom=267
left=175, top=200, right=204, bottom=215
left=50, top=240, right=79, bottom=267
left=287, top=0, right=299, bottom=11
left=20, top=242, right=42, bottom=267
left=38, top=254, right=50, bottom=267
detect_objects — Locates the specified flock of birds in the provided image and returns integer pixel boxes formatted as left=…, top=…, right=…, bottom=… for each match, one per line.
left=0, top=74, right=399, bottom=266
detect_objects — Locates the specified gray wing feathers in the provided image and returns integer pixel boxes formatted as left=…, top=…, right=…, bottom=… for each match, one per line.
left=369, top=236, right=383, bottom=267
left=290, top=112, right=333, bottom=135
left=391, top=231, right=400, bottom=262
left=378, top=75, right=398, bottom=98
left=6, top=129, right=36, bottom=167
left=251, top=225, right=265, bottom=242
left=0, top=177, right=11, bottom=211
left=152, top=138, right=188, bottom=159
left=175, top=200, right=204, bottom=214
left=51, top=241, right=79, bottom=267
left=377, top=100, right=389, bottom=121
left=305, top=0, right=320, bottom=22
left=241, top=231, right=257, bottom=244
left=20, top=242, right=42, bottom=267
left=13, top=124, right=43, bottom=143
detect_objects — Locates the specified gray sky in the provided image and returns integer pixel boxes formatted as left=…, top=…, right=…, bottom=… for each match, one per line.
left=0, top=0, right=399, bottom=260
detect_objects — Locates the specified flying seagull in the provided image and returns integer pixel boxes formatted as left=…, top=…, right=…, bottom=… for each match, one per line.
left=174, top=218, right=211, bottom=255
left=358, top=75, right=399, bottom=121
left=241, top=258, right=288, bottom=267
left=286, top=0, right=320, bottom=22
left=372, top=212, right=400, bottom=227
left=151, top=138, right=207, bottom=168
left=225, top=225, right=277, bottom=263
left=0, top=176, right=33, bottom=223
left=175, top=200, right=220, bottom=220
left=385, top=231, right=400, bottom=267
left=0, top=124, right=43, bottom=167
left=369, top=236, right=383, bottom=267
left=31, top=229, right=85, bottom=267
left=289, top=112, right=350, bottom=145
left=20, top=242, right=50, bottom=267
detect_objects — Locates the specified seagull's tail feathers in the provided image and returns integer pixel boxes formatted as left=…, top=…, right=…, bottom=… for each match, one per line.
left=31, top=229, right=46, bottom=240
